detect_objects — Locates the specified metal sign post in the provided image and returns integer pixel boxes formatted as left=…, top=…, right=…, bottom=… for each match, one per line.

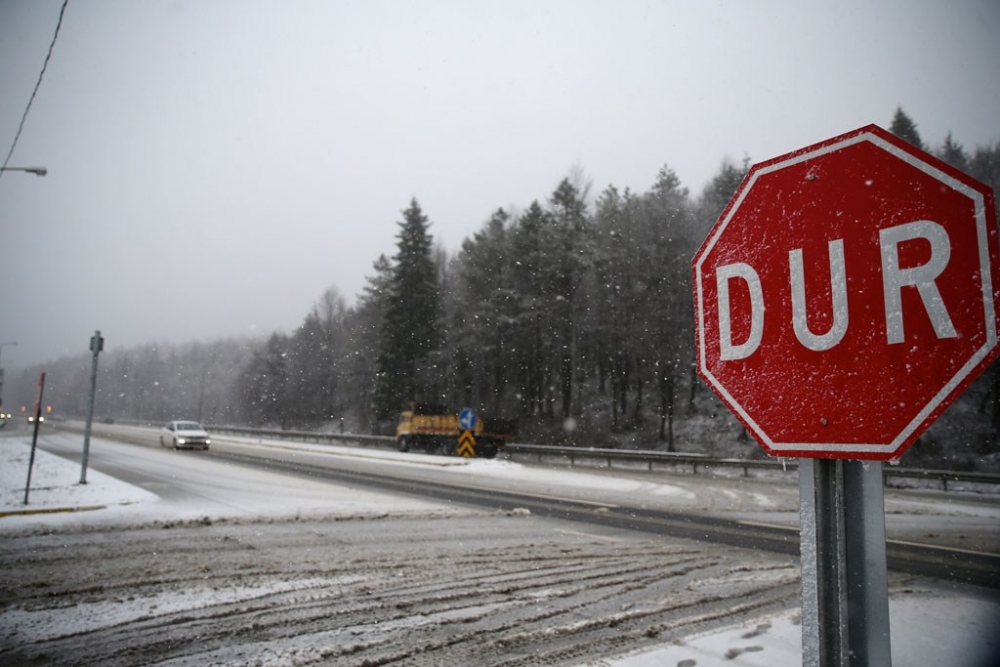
left=799, top=459, right=890, bottom=666
left=458, top=408, right=477, bottom=458
left=23, top=372, right=46, bottom=505
left=80, top=330, right=103, bottom=484
left=457, top=430, right=476, bottom=458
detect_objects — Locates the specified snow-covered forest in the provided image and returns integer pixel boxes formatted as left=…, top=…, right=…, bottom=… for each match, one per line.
left=9, top=110, right=1000, bottom=469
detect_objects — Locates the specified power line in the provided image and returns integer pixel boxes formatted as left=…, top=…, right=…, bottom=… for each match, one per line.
left=0, top=0, right=70, bottom=182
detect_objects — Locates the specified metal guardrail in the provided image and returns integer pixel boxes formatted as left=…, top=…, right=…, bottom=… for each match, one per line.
left=204, top=424, right=1000, bottom=493
left=511, top=443, right=1000, bottom=492
left=506, top=442, right=778, bottom=474
left=882, top=467, right=1000, bottom=492
left=208, top=424, right=393, bottom=446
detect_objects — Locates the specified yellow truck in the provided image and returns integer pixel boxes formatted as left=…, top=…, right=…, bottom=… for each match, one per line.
left=395, top=403, right=515, bottom=459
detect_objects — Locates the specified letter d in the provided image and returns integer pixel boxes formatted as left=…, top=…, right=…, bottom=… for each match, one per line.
left=717, top=263, right=765, bottom=361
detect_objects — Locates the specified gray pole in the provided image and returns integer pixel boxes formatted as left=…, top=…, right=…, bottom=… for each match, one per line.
left=799, top=458, right=891, bottom=666
left=80, top=330, right=103, bottom=484
left=24, top=373, right=46, bottom=505
left=843, top=460, right=891, bottom=665
left=800, top=458, right=849, bottom=666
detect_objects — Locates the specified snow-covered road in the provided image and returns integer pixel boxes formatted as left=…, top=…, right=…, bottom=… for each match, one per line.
left=1, top=429, right=998, bottom=666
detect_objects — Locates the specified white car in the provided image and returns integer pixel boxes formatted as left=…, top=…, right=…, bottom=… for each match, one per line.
left=160, top=420, right=211, bottom=450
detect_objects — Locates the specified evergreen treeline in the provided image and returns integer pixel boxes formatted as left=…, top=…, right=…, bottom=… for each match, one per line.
left=8, top=109, right=1000, bottom=468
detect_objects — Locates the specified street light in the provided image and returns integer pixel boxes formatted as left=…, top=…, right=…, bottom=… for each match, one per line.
left=0, top=167, right=47, bottom=176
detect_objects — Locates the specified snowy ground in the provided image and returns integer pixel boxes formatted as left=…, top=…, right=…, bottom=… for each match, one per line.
left=1, top=433, right=999, bottom=666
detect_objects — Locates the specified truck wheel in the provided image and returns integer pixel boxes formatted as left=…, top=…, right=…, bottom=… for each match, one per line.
left=397, top=437, right=410, bottom=452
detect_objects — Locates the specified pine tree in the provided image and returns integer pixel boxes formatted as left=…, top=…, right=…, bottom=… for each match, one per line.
left=696, top=157, right=749, bottom=235
left=510, top=201, right=555, bottom=416
left=968, top=141, right=1000, bottom=441
left=447, top=208, right=516, bottom=413
left=548, top=177, right=592, bottom=417
left=373, top=199, right=442, bottom=420
left=345, top=255, right=393, bottom=429
left=593, top=184, right=638, bottom=430
left=643, top=165, right=694, bottom=448
left=237, top=333, right=290, bottom=428
left=889, top=107, right=924, bottom=149
left=938, top=132, right=970, bottom=172
left=285, top=286, right=348, bottom=426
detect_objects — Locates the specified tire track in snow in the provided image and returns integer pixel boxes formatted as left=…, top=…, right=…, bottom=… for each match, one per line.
left=1, top=513, right=799, bottom=666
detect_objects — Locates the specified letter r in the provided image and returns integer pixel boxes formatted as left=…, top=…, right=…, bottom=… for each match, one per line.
left=880, top=220, right=957, bottom=344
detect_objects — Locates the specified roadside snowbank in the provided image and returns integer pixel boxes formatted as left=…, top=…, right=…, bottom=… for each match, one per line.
left=1, top=440, right=157, bottom=517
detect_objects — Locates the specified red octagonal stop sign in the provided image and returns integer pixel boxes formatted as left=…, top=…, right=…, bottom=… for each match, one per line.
left=692, top=124, right=1000, bottom=461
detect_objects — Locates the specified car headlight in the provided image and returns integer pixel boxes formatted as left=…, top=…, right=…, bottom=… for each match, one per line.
left=177, top=438, right=187, bottom=444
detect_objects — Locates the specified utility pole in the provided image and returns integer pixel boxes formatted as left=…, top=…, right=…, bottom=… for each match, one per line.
left=80, top=330, right=104, bottom=484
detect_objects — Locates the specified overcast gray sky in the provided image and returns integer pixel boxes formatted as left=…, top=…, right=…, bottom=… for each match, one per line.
left=1, top=0, right=998, bottom=370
